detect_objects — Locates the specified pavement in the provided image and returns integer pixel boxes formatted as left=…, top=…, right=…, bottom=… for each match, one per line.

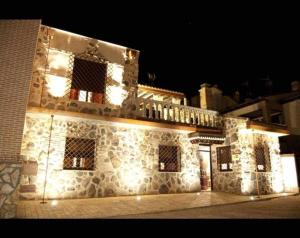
left=15, top=191, right=297, bottom=219
left=115, top=194, right=300, bottom=218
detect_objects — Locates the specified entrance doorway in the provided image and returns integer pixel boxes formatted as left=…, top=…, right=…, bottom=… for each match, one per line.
left=198, top=145, right=212, bottom=191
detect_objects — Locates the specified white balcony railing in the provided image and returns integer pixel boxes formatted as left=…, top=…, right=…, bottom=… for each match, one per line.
left=135, top=98, right=223, bottom=128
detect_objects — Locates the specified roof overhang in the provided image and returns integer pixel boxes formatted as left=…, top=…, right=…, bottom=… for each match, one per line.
left=188, top=131, right=225, bottom=144
left=138, top=84, right=185, bottom=99
left=246, top=120, right=289, bottom=136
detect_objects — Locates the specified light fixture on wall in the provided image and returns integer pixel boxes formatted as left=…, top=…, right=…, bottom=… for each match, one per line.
left=41, top=114, right=54, bottom=204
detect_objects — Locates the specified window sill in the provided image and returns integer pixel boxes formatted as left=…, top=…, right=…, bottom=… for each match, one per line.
left=63, top=168, right=94, bottom=171
left=219, top=170, right=233, bottom=172
left=158, top=171, right=180, bottom=173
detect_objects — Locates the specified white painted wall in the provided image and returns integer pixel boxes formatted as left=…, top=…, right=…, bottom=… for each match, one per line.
left=281, top=154, right=299, bottom=193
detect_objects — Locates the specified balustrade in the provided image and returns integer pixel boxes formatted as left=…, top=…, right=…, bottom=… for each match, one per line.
left=136, top=98, right=222, bottom=128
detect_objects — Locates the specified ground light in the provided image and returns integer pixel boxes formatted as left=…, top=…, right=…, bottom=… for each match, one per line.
left=51, top=200, right=58, bottom=206
left=136, top=196, right=141, bottom=201
left=196, top=192, right=200, bottom=195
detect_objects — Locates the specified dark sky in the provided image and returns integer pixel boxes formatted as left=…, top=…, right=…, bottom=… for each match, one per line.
left=25, top=3, right=300, bottom=100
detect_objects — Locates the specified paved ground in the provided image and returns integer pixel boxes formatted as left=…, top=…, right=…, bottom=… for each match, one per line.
left=115, top=195, right=300, bottom=219
left=16, top=192, right=296, bottom=218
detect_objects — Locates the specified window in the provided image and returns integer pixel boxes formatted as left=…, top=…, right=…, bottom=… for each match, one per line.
left=69, top=57, right=107, bottom=104
left=255, top=143, right=271, bottom=172
left=159, top=145, right=180, bottom=172
left=63, top=137, right=96, bottom=170
left=216, top=146, right=232, bottom=172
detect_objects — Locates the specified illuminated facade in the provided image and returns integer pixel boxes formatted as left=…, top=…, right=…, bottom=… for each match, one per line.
left=0, top=20, right=298, bottom=216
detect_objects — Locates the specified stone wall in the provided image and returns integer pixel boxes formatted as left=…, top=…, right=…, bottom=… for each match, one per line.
left=211, top=117, right=284, bottom=195
left=251, top=134, right=283, bottom=194
left=28, top=25, right=140, bottom=119
left=0, top=160, right=22, bottom=218
left=211, top=117, right=246, bottom=194
left=20, top=113, right=200, bottom=200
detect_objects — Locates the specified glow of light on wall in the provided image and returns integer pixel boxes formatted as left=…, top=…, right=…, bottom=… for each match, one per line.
left=238, top=128, right=252, bottom=135
left=48, top=49, right=70, bottom=70
left=46, top=75, right=68, bottom=97
left=121, top=165, right=144, bottom=188
left=25, top=117, right=70, bottom=200
left=241, top=175, right=252, bottom=194
left=182, top=167, right=199, bottom=185
left=272, top=176, right=284, bottom=193
left=109, top=63, right=124, bottom=83
left=281, top=155, right=299, bottom=193
left=239, top=130, right=253, bottom=194
left=106, top=85, right=128, bottom=106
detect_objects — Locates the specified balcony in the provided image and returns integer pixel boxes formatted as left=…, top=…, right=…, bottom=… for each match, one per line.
left=135, top=98, right=223, bottom=129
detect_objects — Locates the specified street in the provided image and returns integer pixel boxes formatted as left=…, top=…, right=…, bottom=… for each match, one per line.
left=113, top=195, right=300, bottom=218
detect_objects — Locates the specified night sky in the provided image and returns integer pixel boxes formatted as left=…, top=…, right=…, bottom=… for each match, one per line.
left=15, top=3, right=300, bottom=101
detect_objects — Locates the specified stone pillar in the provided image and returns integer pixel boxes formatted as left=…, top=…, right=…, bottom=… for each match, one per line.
left=199, top=83, right=212, bottom=109
left=160, top=104, right=164, bottom=120
left=149, top=102, right=153, bottom=119
left=261, top=101, right=271, bottom=123
left=199, top=83, right=223, bottom=111
left=164, top=105, right=169, bottom=120
left=183, top=98, right=187, bottom=106
left=0, top=158, right=23, bottom=218
left=121, top=49, right=140, bottom=118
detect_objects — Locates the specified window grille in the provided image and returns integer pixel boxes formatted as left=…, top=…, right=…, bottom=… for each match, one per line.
left=158, top=145, right=180, bottom=172
left=44, top=49, right=125, bottom=106
left=216, top=146, right=232, bottom=171
left=63, top=137, right=96, bottom=170
left=255, top=143, right=271, bottom=172
left=69, top=57, right=107, bottom=104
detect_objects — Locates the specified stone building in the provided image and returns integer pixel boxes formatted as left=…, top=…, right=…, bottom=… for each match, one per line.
left=224, top=81, right=300, bottom=187
left=0, top=20, right=298, bottom=218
